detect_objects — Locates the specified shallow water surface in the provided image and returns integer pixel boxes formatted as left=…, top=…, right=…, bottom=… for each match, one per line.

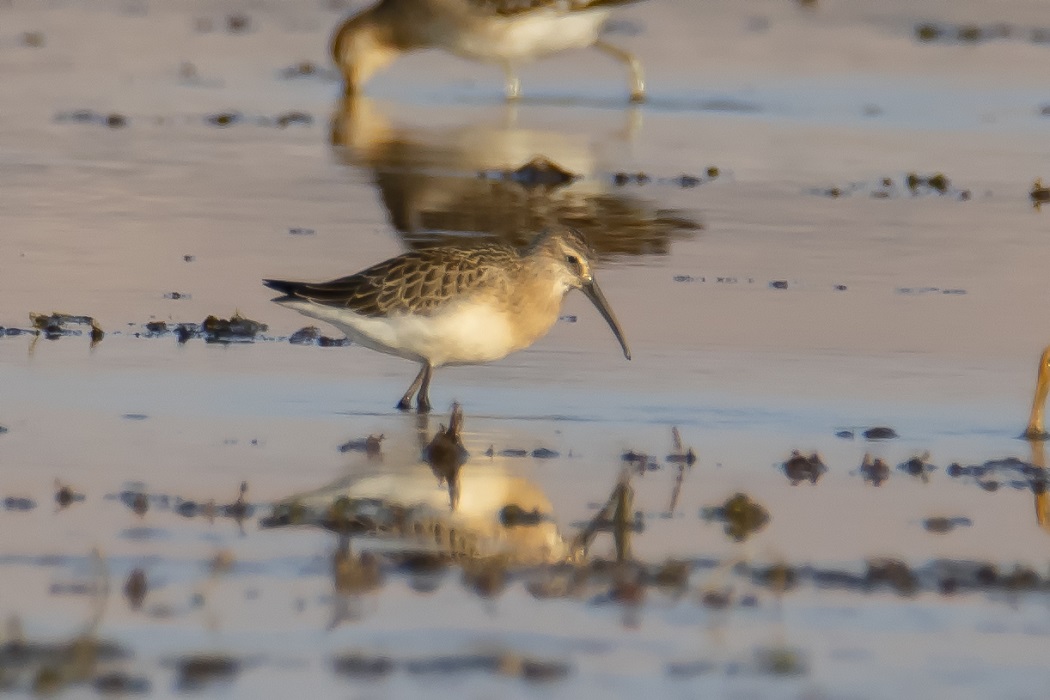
left=2, top=0, right=1050, bottom=697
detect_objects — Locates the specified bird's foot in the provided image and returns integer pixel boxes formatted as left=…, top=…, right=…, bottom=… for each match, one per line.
left=396, top=398, right=413, bottom=412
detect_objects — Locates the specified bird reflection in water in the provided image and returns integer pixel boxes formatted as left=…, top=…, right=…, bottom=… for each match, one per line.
left=1025, top=438, right=1050, bottom=535
left=265, top=406, right=571, bottom=566
left=328, top=96, right=700, bottom=257
left=263, top=405, right=650, bottom=627
left=1019, top=345, right=1050, bottom=533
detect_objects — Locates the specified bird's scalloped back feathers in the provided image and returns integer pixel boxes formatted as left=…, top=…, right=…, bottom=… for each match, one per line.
left=467, top=0, right=644, bottom=17
left=268, top=244, right=519, bottom=317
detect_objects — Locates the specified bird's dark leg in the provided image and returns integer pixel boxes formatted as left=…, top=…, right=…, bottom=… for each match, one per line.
left=416, top=362, right=434, bottom=413
left=397, top=363, right=428, bottom=411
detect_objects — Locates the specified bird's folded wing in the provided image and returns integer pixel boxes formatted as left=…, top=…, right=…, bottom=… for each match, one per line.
left=276, top=247, right=512, bottom=317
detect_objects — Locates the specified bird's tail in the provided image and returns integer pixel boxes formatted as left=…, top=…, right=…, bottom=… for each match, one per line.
left=262, top=279, right=302, bottom=298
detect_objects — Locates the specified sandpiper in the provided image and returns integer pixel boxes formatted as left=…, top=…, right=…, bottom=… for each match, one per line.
left=1023, top=345, right=1050, bottom=439
left=264, top=227, right=631, bottom=412
left=331, top=0, right=647, bottom=102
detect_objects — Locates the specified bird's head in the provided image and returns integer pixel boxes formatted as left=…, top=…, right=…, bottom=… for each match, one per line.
left=533, top=227, right=631, bottom=361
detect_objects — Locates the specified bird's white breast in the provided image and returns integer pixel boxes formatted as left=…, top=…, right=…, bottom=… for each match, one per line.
left=278, top=297, right=518, bottom=367
left=449, top=8, right=610, bottom=62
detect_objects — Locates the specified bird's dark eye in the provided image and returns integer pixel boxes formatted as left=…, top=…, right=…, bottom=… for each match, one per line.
left=565, top=254, right=579, bottom=266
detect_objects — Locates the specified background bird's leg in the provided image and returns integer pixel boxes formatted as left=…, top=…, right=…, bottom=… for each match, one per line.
left=593, top=39, right=645, bottom=103
left=503, top=63, right=521, bottom=101
left=416, top=362, right=434, bottom=413
left=397, top=364, right=428, bottom=411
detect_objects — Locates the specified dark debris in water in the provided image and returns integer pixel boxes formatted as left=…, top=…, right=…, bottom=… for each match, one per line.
left=895, top=286, right=967, bottom=296
left=666, top=426, right=696, bottom=466
left=54, top=481, right=85, bottom=508
left=172, top=654, right=240, bottom=691
left=206, top=111, right=238, bottom=127
left=333, top=651, right=570, bottom=682
left=21, top=31, right=46, bottom=47
left=700, top=493, right=770, bottom=542
left=30, top=312, right=104, bottom=344
left=275, top=111, right=313, bottom=128
left=278, top=61, right=339, bottom=81
left=862, top=426, right=898, bottom=440
left=173, top=488, right=256, bottom=522
left=54, top=110, right=128, bottom=128
left=225, top=13, right=251, bottom=32
left=287, top=325, right=350, bottom=346
left=133, top=317, right=350, bottom=346
left=486, top=446, right=562, bottom=459
left=1031, top=178, right=1050, bottom=209
left=671, top=275, right=847, bottom=294
left=0, top=634, right=131, bottom=696
left=91, top=671, right=152, bottom=695
left=812, top=172, right=970, bottom=201
left=922, top=516, right=972, bottom=533
left=331, top=653, right=394, bottom=679
left=338, top=434, right=384, bottom=457
left=897, top=452, right=937, bottom=481
left=123, top=568, right=148, bottom=610
left=859, top=454, right=890, bottom=486
left=3, top=497, right=37, bottom=512
left=914, top=21, right=1050, bottom=46
left=109, top=482, right=257, bottom=522
left=781, top=451, right=827, bottom=485
left=199, top=313, right=267, bottom=343
left=288, top=326, right=321, bottom=344
left=746, top=558, right=1050, bottom=597
left=946, top=456, right=1048, bottom=492
left=621, top=448, right=659, bottom=472
left=205, top=111, right=314, bottom=129
left=612, top=167, right=719, bottom=188
left=478, top=156, right=578, bottom=191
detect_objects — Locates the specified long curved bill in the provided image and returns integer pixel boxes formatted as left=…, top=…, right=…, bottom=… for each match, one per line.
left=581, top=278, right=632, bottom=361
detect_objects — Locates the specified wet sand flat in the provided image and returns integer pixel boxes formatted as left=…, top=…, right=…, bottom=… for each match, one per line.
left=3, top=0, right=1050, bottom=697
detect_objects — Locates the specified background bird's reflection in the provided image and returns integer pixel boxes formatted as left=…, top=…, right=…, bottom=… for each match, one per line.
left=329, top=96, right=701, bottom=256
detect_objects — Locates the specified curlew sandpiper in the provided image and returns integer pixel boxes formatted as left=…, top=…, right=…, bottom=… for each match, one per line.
left=264, top=227, right=630, bottom=412
left=331, top=0, right=647, bottom=102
